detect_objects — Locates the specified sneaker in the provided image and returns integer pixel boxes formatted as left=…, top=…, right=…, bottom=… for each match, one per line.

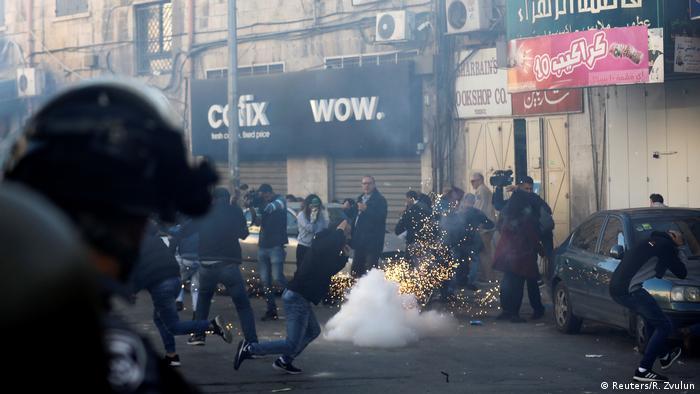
left=633, top=368, right=668, bottom=383
left=187, top=334, right=205, bottom=346
left=175, top=301, right=184, bottom=311
left=211, top=315, right=233, bottom=343
left=164, top=354, right=181, bottom=367
left=531, top=309, right=545, bottom=320
left=261, top=310, right=278, bottom=321
left=234, top=339, right=251, bottom=371
left=272, top=357, right=302, bottom=375
left=659, top=347, right=682, bottom=370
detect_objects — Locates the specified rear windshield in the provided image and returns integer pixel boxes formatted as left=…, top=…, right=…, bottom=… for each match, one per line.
left=631, top=216, right=700, bottom=257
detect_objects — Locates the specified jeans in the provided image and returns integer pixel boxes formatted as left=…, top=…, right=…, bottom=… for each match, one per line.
left=499, top=272, right=544, bottom=316
left=258, top=246, right=287, bottom=313
left=613, top=289, right=674, bottom=370
left=467, top=252, right=481, bottom=287
left=248, top=289, right=321, bottom=363
left=175, top=257, right=200, bottom=311
left=196, top=262, right=258, bottom=343
left=147, top=276, right=211, bottom=353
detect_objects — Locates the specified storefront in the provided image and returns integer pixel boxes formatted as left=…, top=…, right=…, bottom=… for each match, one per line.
left=190, top=63, right=424, bottom=228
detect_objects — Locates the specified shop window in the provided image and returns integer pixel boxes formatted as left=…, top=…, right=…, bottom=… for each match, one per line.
left=55, top=0, right=87, bottom=17
left=135, top=1, right=173, bottom=75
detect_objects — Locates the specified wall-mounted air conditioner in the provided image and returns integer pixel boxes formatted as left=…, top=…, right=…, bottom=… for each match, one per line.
left=446, top=0, right=492, bottom=34
left=16, top=68, right=44, bottom=97
left=375, top=10, right=415, bottom=43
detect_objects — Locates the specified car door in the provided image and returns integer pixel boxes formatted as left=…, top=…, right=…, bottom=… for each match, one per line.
left=560, top=215, right=605, bottom=318
left=588, top=215, right=630, bottom=327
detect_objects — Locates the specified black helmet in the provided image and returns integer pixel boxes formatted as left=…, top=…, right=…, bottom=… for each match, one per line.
left=5, top=79, right=217, bottom=221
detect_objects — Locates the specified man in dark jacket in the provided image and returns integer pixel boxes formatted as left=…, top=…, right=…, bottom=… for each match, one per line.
left=257, top=183, right=289, bottom=320
left=351, top=175, right=388, bottom=277
left=610, top=230, right=688, bottom=383
left=234, top=220, right=351, bottom=374
left=395, top=190, right=432, bottom=266
left=178, top=188, right=258, bottom=346
left=132, top=221, right=233, bottom=366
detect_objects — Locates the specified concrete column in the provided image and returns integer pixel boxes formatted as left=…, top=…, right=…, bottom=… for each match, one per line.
left=286, top=157, right=330, bottom=203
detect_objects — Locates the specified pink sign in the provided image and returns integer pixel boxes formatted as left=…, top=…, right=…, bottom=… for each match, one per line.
left=508, top=26, right=650, bottom=93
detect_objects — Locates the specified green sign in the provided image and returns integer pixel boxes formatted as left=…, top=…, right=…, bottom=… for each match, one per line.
left=506, top=0, right=663, bottom=40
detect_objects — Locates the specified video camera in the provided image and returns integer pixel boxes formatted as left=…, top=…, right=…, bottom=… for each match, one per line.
left=489, top=169, right=514, bottom=188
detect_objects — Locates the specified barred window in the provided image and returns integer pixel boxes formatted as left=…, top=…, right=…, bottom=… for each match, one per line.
left=205, top=63, right=285, bottom=79
left=135, top=1, right=173, bottom=75
left=55, top=0, right=88, bottom=17
left=325, top=50, right=418, bottom=69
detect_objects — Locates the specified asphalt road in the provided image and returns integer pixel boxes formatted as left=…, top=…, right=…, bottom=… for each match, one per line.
left=119, top=284, right=699, bottom=394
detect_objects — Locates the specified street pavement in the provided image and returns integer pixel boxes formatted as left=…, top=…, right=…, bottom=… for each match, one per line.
left=119, top=285, right=699, bottom=394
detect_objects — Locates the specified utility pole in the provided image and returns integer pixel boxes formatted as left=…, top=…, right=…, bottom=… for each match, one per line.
left=227, top=0, right=240, bottom=189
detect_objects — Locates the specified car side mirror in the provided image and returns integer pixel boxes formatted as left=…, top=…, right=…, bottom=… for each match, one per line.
left=610, top=245, right=625, bottom=260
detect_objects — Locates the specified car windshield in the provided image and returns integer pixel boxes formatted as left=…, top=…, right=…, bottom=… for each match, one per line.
left=631, top=216, right=700, bottom=257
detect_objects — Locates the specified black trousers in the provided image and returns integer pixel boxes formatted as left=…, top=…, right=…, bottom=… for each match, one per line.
left=351, top=248, right=380, bottom=278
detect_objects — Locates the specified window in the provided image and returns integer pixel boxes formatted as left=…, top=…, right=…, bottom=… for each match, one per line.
left=571, top=216, right=604, bottom=254
left=205, top=63, right=285, bottom=79
left=135, top=1, right=173, bottom=75
left=0, top=0, right=5, bottom=26
left=600, top=217, right=624, bottom=257
left=324, top=50, right=418, bottom=69
left=55, top=0, right=88, bottom=17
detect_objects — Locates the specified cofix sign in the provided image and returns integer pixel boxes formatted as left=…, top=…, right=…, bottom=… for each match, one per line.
left=455, top=48, right=512, bottom=118
left=190, top=64, right=421, bottom=161
left=507, top=25, right=662, bottom=92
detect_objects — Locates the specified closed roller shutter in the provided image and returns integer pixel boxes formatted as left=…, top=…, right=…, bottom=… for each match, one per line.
left=216, top=161, right=287, bottom=195
left=333, top=158, right=422, bottom=231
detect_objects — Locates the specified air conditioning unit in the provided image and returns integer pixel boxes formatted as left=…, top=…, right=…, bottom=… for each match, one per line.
left=446, top=0, right=492, bottom=34
left=375, top=10, right=414, bottom=43
left=16, top=68, right=44, bottom=97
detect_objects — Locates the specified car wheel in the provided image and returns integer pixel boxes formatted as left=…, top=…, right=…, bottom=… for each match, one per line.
left=634, top=315, right=648, bottom=353
left=554, top=281, right=583, bottom=334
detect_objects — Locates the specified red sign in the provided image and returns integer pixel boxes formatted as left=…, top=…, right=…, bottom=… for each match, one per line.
left=508, top=26, right=651, bottom=92
left=512, top=89, right=583, bottom=117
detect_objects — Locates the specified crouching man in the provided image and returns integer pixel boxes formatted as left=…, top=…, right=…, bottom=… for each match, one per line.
left=234, top=219, right=351, bottom=374
left=610, top=230, right=688, bottom=383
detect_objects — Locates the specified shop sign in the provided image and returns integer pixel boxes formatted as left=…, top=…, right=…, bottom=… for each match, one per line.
left=190, top=64, right=422, bottom=161
left=455, top=48, right=512, bottom=118
left=508, top=25, right=663, bottom=92
left=506, top=0, right=662, bottom=40
left=512, top=89, right=583, bottom=116
left=674, top=36, right=700, bottom=73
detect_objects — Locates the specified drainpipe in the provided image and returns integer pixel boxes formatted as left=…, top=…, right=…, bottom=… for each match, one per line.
left=27, top=0, right=35, bottom=66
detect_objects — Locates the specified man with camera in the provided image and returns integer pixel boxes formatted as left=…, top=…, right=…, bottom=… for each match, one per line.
left=492, top=174, right=552, bottom=320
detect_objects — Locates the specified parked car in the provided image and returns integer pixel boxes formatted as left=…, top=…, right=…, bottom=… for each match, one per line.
left=550, top=208, right=700, bottom=351
left=240, top=202, right=406, bottom=279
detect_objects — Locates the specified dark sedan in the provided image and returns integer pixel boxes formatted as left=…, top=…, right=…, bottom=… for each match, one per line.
left=550, top=208, right=700, bottom=350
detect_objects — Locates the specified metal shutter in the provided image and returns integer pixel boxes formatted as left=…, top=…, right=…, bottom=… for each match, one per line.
left=216, top=161, right=287, bottom=195
left=333, top=158, right=422, bottom=231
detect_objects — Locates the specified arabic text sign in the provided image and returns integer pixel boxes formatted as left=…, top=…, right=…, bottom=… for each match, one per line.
left=455, top=48, right=511, bottom=118
left=674, top=36, right=700, bottom=74
left=512, top=89, right=583, bottom=116
left=507, top=0, right=660, bottom=40
left=508, top=26, right=650, bottom=92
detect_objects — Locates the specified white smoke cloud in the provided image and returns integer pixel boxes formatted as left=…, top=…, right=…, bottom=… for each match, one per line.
left=324, top=269, right=455, bottom=347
